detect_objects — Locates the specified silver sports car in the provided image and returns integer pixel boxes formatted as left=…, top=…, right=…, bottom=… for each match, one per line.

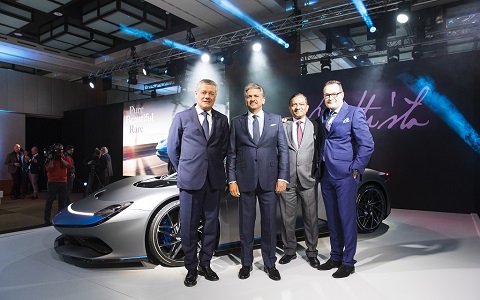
left=53, top=169, right=390, bottom=266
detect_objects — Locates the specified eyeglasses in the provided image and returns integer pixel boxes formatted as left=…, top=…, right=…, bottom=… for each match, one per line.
left=324, top=91, right=343, bottom=99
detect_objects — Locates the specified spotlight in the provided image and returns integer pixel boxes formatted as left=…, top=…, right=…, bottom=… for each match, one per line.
left=412, top=44, right=423, bottom=59
left=320, top=57, right=331, bottom=72
left=127, top=69, right=138, bottom=85
left=397, top=1, right=410, bottom=24
left=142, top=62, right=151, bottom=76
left=201, top=53, right=211, bottom=62
left=387, top=48, right=400, bottom=63
left=252, top=42, right=262, bottom=52
left=301, top=64, right=308, bottom=75
left=83, top=76, right=95, bottom=88
left=369, top=26, right=377, bottom=33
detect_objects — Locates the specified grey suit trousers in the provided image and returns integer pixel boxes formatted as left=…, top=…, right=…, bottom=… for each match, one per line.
left=278, top=183, right=319, bottom=257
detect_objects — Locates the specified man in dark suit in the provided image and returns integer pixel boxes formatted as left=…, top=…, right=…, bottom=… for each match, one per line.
left=316, top=80, right=374, bottom=278
left=4, top=144, right=23, bottom=199
left=278, top=93, right=320, bottom=268
left=167, top=79, right=229, bottom=287
left=227, top=83, right=289, bottom=281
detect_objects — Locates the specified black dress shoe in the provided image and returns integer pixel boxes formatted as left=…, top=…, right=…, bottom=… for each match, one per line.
left=238, top=266, right=252, bottom=279
left=332, top=264, right=355, bottom=278
left=279, top=254, right=297, bottom=264
left=264, top=266, right=281, bottom=281
left=308, top=257, right=320, bottom=268
left=317, top=258, right=341, bottom=270
left=198, top=265, right=219, bottom=281
left=184, top=269, right=198, bottom=287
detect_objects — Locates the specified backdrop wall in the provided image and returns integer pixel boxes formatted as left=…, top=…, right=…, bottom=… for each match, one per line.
left=229, top=51, right=480, bottom=214
left=59, top=51, right=480, bottom=214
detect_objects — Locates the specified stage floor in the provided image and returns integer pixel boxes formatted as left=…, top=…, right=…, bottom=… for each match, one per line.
left=1, top=209, right=479, bottom=300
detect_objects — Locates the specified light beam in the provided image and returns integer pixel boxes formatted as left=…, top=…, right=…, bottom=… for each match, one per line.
left=211, top=0, right=289, bottom=48
left=400, top=74, right=480, bottom=155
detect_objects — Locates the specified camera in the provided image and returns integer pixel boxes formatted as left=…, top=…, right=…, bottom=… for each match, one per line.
left=44, top=144, right=63, bottom=160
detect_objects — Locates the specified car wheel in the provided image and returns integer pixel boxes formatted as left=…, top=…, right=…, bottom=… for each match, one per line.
left=147, top=200, right=203, bottom=267
left=356, top=184, right=386, bottom=233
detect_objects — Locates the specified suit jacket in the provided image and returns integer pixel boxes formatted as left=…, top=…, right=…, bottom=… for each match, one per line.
left=28, top=153, right=44, bottom=175
left=283, top=118, right=318, bottom=189
left=4, top=151, right=20, bottom=174
left=227, top=111, right=289, bottom=192
left=167, top=104, right=229, bottom=191
left=317, top=101, right=374, bottom=180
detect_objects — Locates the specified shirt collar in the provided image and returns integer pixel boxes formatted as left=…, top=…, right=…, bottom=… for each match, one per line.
left=248, top=110, right=264, bottom=119
left=195, top=104, right=211, bottom=115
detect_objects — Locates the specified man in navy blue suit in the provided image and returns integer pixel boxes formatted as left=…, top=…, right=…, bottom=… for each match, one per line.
left=316, top=80, right=374, bottom=278
left=227, top=83, right=289, bottom=281
left=167, top=79, right=229, bottom=287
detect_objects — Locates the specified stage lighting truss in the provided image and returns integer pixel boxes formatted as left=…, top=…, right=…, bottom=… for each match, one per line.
left=87, top=0, right=480, bottom=79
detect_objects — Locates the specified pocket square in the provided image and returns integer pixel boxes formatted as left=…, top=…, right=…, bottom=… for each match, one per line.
left=343, top=118, right=350, bottom=123
left=270, top=123, right=277, bottom=126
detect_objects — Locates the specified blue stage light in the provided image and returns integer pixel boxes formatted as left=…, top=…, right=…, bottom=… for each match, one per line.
left=120, top=25, right=202, bottom=56
left=211, top=0, right=289, bottom=48
left=401, top=74, right=480, bottom=155
left=352, top=0, right=375, bottom=32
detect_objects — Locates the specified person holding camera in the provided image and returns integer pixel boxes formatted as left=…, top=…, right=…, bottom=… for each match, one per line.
left=44, top=143, right=72, bottom=225
left=84, top=148, right=107, bottom=196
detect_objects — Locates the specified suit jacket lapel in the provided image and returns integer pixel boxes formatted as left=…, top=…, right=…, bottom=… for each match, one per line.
left=330, top=102, right=348, bottom=133
left=239, top=113, right=253, bottom=143
left=303, top=118, right=314, bottom=144
left=190, top=105, right=208, bottom=142
left=285, top=121, right=296, bottom=150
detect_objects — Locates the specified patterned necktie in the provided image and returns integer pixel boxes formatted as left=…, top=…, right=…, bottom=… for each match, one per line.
left=202, top=111, right=210, bottom=139
left=252, top=115, right=260, bottom=144
left=297, top=120, right=303, bottom=147
left=326, top=111, right=337, bottom=132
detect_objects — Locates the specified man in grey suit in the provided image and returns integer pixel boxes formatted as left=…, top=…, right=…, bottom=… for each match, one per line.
left=227, top=83, right=289, bottom=281
left=167, top=79, right=229, bottom=287
left=278, top=93, right=320, bottom=268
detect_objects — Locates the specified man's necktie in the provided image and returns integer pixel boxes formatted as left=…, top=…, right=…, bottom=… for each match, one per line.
left=253, top=115, right=260, bottom=144
left=326, top=111, right=337, bottom=132
left=202, top=111, right=210, bottom=139
left=297, top=120, right=303, bottom=148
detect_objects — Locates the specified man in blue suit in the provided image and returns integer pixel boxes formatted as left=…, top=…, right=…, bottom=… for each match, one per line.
left=227, top=83, right=289, bottom=281
left=167, top=79, right=229, bottom=287
left=316, top=80, right=374, bottom=278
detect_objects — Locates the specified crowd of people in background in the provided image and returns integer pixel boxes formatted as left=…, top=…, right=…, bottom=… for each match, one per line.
left=3, top=144, right=114, bottom=224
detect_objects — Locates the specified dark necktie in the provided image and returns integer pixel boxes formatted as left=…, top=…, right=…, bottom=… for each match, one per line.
left=202, top=111, right=210, bottom=139
left=252, top=115, right=260, bottom=144
left=297, top=120, right=303, bottom=147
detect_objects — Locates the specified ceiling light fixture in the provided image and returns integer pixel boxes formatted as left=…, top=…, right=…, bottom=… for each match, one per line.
left=396, top=1, right=411, bottom=24
left=142, top=62, right=151, bottom=75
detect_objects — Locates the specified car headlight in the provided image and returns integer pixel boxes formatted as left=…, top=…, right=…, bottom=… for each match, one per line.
left=94, top=202, right=133, bottom=217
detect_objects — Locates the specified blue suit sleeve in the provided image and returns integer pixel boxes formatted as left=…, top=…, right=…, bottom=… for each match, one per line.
left=167, top=114, right=182, bottom=172
left=351, top=108, right=374, bottom=173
